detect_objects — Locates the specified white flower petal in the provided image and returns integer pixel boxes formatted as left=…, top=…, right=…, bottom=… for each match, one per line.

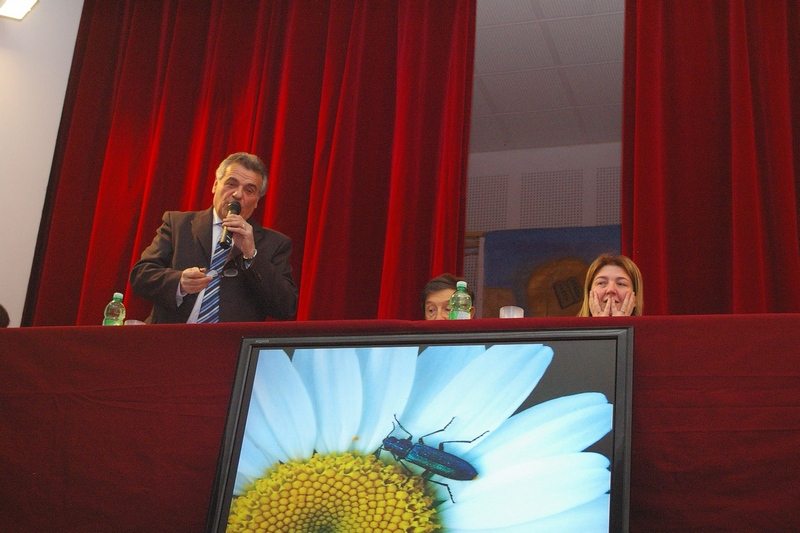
left=249, top=350, right=317, bottom=459
left=465, top=392, right=612, bottom=472
left=444, top=494, right=609, bottom=532
left=237, top=394, right=282, bottom=471
left=241, top=351, right=316, bottom=462
left=400, top=344, right=486, bottom=423
left=293, top=348, right=363, bottom=454
left=233, top=443, right=266, bottom=494
left=438, top=452, right=610, bottom=528
left=354, top=346, right=418, bottom=453
left=400, top=344, right=554, bottom=455
left=233, top=350, right=317, bottom=494
left=515, top=494, right=610, bottom=533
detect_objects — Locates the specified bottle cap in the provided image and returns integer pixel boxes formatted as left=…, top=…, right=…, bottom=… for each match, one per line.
left=113, top=292, right=123, bottom=300
left=456, top=280, right=467, bottom=289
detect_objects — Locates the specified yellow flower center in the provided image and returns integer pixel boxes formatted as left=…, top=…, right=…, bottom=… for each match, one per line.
left=227, top=452, right=440, bottom=533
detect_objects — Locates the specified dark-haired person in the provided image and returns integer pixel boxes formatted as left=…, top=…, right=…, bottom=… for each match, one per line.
left=0, top=304, right=9, bottom=328
left=130, top=152, right=298, bottom=323
left=420, top=273, right=475, bottom=320
left=578, top=254, right=643, bottom=317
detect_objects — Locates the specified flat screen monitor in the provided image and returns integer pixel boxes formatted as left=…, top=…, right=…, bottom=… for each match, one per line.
left=206, top=327, right=633, bottom=532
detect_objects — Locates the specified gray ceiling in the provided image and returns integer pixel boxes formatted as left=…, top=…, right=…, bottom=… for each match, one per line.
left=470, top=0, right=625, bottom=153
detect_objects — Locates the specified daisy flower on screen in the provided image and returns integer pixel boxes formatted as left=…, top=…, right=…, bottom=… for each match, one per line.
left=228, top=343, right=612, bottom=532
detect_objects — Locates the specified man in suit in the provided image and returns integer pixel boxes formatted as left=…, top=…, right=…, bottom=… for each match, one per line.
left=130, top=152, right=298, bottom=323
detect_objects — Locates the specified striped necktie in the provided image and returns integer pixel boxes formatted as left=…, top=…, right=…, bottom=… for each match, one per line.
left=197, top=242, right=227, bottom=323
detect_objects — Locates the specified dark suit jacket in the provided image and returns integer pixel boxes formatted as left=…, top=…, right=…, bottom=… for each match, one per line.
left=130, top=207, right=298, bottom=323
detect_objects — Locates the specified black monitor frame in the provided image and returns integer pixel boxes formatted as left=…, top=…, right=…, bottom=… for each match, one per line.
left=206, top=326, right=633, bottom=532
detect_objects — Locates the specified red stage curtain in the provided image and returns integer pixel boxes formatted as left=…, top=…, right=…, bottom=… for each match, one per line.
left=622, top=0, right=800, bottom=314
left=26, top=0, right=475, bottom=325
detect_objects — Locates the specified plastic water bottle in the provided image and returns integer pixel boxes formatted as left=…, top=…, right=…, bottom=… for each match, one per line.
left=448, top=280, right=472, bottom=320
left=102, top=292, right=126, bottom=326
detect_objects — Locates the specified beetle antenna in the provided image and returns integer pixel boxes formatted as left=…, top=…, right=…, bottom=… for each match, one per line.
left=393, top=415, right=412, bottom=438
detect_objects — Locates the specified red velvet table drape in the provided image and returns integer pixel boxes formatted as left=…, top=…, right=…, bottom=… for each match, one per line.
left=26, top=0, right=475, bottom=326
left=1, top=316, right=799, bottom=532
left=622, top=0, right=800, bottom=314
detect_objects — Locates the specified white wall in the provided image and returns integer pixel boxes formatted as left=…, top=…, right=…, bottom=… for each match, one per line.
left=0, top=0, right=84, bottom=327
left=463, top=142, right=622, bottom=299
left=467, top=142, right=622, bottom=231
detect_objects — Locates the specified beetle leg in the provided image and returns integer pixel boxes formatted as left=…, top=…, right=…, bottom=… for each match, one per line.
left=438, top=429, right=489, bottom=451
left=422, top=470, right=456, bottom=504
left=418, top=416, right=457, bottom=444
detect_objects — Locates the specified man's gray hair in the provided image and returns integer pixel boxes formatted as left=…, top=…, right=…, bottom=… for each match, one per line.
left=215, top=152, right=269, bottom=197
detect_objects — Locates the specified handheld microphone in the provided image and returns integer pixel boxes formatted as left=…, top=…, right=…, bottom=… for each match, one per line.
left=218, top=201, right=241, bottom=249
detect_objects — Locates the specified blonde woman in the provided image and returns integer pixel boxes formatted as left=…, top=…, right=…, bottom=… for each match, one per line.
left=578, top=254, right=643, bottom=317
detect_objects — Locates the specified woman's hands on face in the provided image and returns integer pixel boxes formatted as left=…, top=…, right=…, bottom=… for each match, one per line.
left=615, top=292, right=636, bottom=316
left=589, top=290, right=635, bottom=316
